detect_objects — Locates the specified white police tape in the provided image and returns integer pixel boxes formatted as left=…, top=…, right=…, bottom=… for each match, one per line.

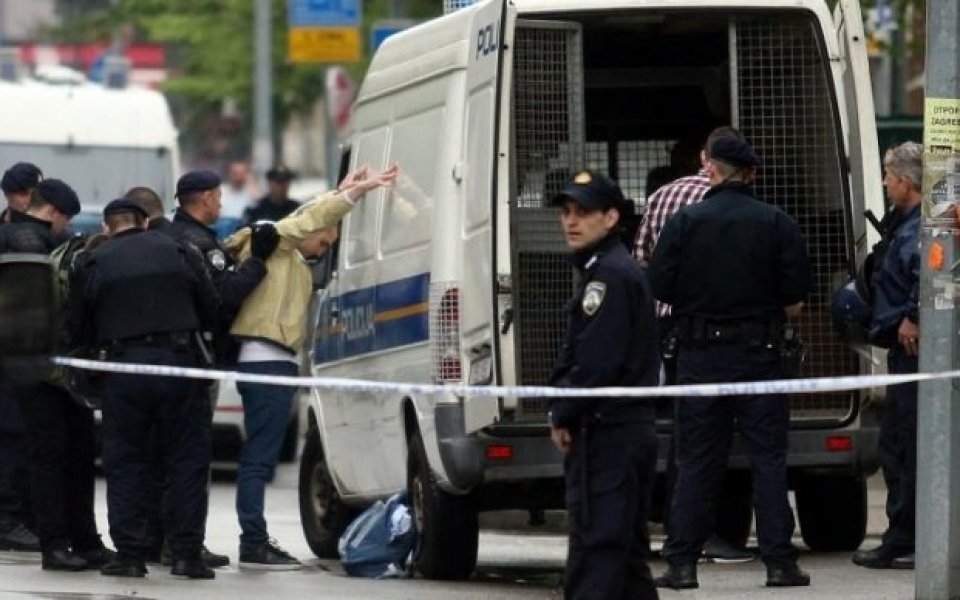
left=53, top=355, right=955, bottom=398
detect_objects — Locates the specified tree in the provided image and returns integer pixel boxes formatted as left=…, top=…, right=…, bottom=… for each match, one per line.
left=52, top=0, right=443, bottom=163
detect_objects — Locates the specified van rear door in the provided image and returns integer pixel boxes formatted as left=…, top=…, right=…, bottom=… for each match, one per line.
left=835, top=0, right=884, bottom=251
left=460, top=0, right=516, bottom=432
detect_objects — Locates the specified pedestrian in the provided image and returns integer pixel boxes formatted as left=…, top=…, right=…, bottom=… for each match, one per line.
left=69, top=198, right=219, bottom=579
left=241, top=164, right=300, bottom=225
left=548, top=170, right=661, bottom=600
left=851, top=142, right=922, bottom=570
left=648, top=132, right=812, bottom=589
left=0, top=178, right=114, bottom=571
left=223, top=163, right=397, bottom=569
left=0, top=161, right=42, bottom=222
left=635, top=126, right=755, bottom=564
left=215, top=160, right=256, bottom=238
left=170, top=170, right=278, bottom=367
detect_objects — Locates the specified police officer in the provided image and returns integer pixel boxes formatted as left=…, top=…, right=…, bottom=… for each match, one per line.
left=241, top=164, right=300, bottom=225
left=648, top=133, right=811, bottom=589
left=169, top=170, right=278, bottom=365
left=0, top=160, right=45, bottom=554
left=851, top=142, right=922, bottom=570
left=0, top=161, right=42, bottom=222
left=124, top=186, right=172, bottom=234
left=549, top=171, right=660, bottom=600
left=69, top=199, right=218, bottom=579
left=0, top=179, right=114, bottom=571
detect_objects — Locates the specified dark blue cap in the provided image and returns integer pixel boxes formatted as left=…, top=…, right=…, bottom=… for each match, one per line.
left=103, top=198, right=148, bottom=219
left=1, top=162, right=43, bottom=193
left=550, top=170, right=625, bottom=211
left=709, top=136, right=761, bottom=167
left=36, top=179, right=80, bottom=217
left=176, top=170, right=221, bottom=199
left=266, top=164, right=296, bottom=182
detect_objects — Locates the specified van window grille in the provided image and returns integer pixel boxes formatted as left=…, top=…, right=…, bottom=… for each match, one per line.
left=735, top=15, right=856, bottom=420
left=510, top=22, right=583, bottom=420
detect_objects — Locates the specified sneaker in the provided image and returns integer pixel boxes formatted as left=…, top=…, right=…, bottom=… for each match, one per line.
left=0, top=521, right=40, bottom=552
left=702, top=535, right=755, bottom=564
left=238, top=540, right=303, bottom=571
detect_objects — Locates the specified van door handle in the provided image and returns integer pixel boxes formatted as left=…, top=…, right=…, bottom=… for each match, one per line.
left=500, top=307, right=513, bottom=334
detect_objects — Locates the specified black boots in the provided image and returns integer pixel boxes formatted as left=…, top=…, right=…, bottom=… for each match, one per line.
left=766, top=563, right=811, bottom=587
left=654, top=563, right=699, bottom=589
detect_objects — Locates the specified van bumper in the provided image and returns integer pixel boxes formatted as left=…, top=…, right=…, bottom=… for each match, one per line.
left=437, top=402, right=881, bottom=493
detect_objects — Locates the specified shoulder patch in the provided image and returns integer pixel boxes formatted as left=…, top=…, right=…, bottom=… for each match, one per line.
left=207, top=249, right=227, bottom=271
left=582, top=281, right=606, bottom=316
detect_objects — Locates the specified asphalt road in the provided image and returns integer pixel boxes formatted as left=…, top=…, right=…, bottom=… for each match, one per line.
left=0, top=465, right=915, bottom=600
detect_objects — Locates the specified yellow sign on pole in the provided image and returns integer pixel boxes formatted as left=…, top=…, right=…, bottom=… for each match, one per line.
left=288, top=27, right=360, bottom=64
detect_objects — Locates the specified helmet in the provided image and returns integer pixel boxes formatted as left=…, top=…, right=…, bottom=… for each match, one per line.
left=830, top=279, right=872, bottom=344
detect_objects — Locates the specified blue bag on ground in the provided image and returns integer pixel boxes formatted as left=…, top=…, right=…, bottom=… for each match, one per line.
left=338, top=490, right=417, bottom=578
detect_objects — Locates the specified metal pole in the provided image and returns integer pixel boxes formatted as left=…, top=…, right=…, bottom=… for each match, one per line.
left=252, top=0, right=273, bottom=181
left=916, top=2, right=960, bottom=598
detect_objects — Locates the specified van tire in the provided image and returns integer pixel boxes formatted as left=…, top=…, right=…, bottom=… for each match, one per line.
left=299, top=426, right=356, bottom=558
left=795, top=474, right=867, bottom=551
left=408, top=432, right=478, bottom=580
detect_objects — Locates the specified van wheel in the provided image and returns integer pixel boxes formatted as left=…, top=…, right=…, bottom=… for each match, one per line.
left=795, top=474, right=867, bottom=551
left=714, top=470, right=753, bottom=548
left=407, top=432, right=478, bottom=580
left=299, top=426, right=356, bottom=558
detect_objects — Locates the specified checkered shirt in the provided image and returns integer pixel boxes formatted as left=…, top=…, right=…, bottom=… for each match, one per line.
left=634, top=169, right=711, bottom=317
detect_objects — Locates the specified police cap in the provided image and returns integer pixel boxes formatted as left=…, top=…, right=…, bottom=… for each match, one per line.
left=266, top=164, right=296, bottom=182
left=176, top=170, right=221, bottom=199
left=1, top=162, right=43, bottom=193
left=102, top=198, right=148, bottom=219
left=708, top=136, right=761, bottom=167
left=36, top=179, right=81, bottom=217
left=550, top=170, right=625, bottom=211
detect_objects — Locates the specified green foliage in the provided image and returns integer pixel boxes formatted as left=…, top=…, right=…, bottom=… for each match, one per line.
left=51, top=0, right=444, bottom=138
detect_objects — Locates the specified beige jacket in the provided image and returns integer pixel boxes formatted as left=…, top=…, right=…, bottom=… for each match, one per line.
left=224, top=191, right=352, bottom=353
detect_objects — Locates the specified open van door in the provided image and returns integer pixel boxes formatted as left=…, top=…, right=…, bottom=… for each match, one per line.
left=835, top=0, right=885, bottom=251
left=460, top=0, right=516, bottom=433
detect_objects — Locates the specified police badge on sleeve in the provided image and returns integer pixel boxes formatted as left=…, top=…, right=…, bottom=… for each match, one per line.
left=207, top=249, right=227, bottom=271
left=582, top=281, right=606, bottom=316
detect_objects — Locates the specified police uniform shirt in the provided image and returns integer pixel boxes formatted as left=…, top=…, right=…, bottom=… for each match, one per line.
left=549, top=234, right=660, bottom=429
left=0, top=210, right=59, bottom=255
left=648, top=181, right=810, bottom=321
left=169, top=207, right=266, bottom=315
left=242, top=196, right=300, bottom=225
left=70, top=228, right=218, bottom=345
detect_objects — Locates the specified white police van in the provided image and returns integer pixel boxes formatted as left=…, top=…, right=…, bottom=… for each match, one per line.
left=299, top=0, right=885, bottom=579
left=0, top=62, right=180, bottom=233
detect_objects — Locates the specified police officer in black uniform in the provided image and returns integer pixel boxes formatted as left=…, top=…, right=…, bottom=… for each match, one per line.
left=549, top=171, right=660, bottom=600
left=169, top=170, right=278, bottom=364
left=0, top=161, right=42, bottom=222
left=241, top=164, right=300, bottom=225
left=70, top=199, right=219, bottom=579
left=648, top=133, right=811, bottom=589
left=0, top=179, right=115, bottom=571
left=0, top=160, right=45, bottom=553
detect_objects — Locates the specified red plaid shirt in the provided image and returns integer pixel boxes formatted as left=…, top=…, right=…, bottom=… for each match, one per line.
left=634, top=169, right=711, bottom=317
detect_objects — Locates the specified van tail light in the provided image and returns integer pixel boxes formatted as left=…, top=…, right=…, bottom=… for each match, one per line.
left=430, top=284, right=462, bottom=383
left=825, top=435, right=853, bottom=452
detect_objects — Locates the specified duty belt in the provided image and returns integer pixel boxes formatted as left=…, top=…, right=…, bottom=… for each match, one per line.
left=109, top=330, right=195, bottom=348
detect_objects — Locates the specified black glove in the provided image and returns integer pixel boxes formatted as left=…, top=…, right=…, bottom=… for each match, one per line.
left=250, top=221, right=279, bottom=260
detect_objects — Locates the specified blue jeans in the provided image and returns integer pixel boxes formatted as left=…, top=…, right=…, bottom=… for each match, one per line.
left=236, top=361, right=298, bottom=552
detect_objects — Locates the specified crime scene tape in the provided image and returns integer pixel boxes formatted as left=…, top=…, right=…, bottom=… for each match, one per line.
left=52, top=355, right=959, bottom=399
